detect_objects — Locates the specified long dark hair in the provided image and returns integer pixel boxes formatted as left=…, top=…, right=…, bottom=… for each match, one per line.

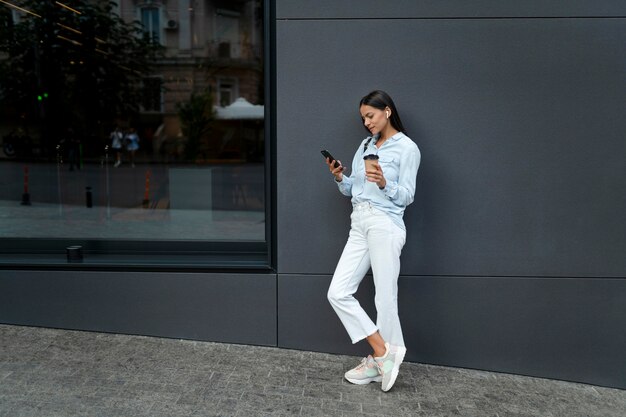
left=359, top=90, right=407, bottom=135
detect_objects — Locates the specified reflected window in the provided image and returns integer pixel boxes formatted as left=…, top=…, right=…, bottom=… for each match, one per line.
left=0, top=0, right=267, bottom=267
left=142, top=77, right=163, bottom=112
left=141, top=6, right=161, bottom=43
left=216, top=9, right=240, bottom=58
left=218, top=78, right=239, bottom=107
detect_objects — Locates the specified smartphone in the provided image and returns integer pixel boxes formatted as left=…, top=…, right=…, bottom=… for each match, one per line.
left=321, top=149, right=341, bottom=168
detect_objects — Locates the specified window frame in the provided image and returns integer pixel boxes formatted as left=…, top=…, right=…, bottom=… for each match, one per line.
left=0, top=0, right=274, bottom=272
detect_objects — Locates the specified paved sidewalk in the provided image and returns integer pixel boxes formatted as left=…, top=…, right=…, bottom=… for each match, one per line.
left=0, top=325, right=624, bottom=417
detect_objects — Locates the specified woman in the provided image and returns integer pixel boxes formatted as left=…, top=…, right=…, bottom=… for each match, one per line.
left=325, top=90, right=420, bottom=392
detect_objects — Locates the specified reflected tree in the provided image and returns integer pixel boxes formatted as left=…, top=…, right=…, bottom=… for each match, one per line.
left=176, top=90, right=215, bottom=162
left=0, top=1, right=162, bottom=158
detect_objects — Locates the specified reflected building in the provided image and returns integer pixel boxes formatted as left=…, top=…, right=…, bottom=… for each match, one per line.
left=117, top=0, right=264, bottom=162
left=0, top=0, right=266, bottom=223
left=0, top=0, right=264, bottom=163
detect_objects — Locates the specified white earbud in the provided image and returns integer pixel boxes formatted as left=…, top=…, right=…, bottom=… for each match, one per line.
left=386, top=111, right=390, bottom=118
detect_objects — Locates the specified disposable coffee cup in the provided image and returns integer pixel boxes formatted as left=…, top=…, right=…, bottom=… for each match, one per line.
left=363, top=154, right=379, bottom=172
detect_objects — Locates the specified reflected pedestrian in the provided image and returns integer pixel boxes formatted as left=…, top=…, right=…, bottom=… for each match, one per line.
left=125, top=127, right=140, bottom=168
left=110, top=126, right=124, bottom=167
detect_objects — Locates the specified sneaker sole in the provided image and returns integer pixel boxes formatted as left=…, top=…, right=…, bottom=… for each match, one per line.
left=381, top=346, right=406, bottom=392
left=345, top=375, right=382, bottom=385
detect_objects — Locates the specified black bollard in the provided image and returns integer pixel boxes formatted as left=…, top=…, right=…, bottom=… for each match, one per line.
left=66, top=246, right=83, bottom=263
left=85, top=186, right=93, bottom=208
left=21, top=192, right=31, bottom=206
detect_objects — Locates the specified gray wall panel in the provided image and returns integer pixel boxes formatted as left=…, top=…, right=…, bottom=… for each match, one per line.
left=276, top=3, right=626, bottom=389
left=277, top=274, right=376, bottom=357
left=0, top=271, right=277, bottom=346
left=276, top=18, right=626, bottom=277
left=278, top=274, right=626, bottom=388
left=277, top=0, right=626, bottom=19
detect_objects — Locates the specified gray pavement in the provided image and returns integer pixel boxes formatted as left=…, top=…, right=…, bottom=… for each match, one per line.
left=0, top=200, right=265, bottom=241
left=0, top=160, right=265, bottom=241
left=1, top=325, right=624, bottom=417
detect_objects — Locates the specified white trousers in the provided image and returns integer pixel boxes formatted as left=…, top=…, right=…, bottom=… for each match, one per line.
left=327, top=202, right=406, bottom=347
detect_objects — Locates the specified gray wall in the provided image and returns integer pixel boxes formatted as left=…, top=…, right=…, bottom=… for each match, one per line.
left=275, top=0, right=626, bottom=388
left=0, top=271, right=277, bottom=346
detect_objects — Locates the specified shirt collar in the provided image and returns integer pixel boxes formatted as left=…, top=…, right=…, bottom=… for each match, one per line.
left=374, top=131, right=403, bottom=145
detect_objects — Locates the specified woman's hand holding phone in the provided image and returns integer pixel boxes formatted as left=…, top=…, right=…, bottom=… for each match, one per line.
left=321, top=149, right=344, bottom=182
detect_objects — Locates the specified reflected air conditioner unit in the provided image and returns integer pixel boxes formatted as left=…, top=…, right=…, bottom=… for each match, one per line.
left=166, top=19, right=178, bottom=30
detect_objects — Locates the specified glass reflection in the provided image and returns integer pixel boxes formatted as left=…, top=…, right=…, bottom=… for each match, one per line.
left=0, top=0, right=265, bottom=243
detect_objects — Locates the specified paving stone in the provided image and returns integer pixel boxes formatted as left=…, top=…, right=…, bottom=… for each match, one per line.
left=300, top=405, right=343, bottom=416
left=339, top=385, right=384, bottom=405
left=322, top=398, right=363, bottom=413
left=264, top=384, right=305, bottom=396
left=0, top=324, right=625, bottom=417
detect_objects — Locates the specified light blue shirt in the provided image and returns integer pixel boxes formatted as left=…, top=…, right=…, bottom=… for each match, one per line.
left=337, top=132, right=421, bottom=230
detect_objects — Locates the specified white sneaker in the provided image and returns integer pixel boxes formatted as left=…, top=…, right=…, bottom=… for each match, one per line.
left=375, top=343, right=407, bottom=392
left=344, top=355, right=382, bottom=385
left=114, top=160, right=121, bottom=167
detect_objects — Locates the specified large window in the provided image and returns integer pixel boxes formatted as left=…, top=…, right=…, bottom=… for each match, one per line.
left=0, top=0, right=268, bottom=268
